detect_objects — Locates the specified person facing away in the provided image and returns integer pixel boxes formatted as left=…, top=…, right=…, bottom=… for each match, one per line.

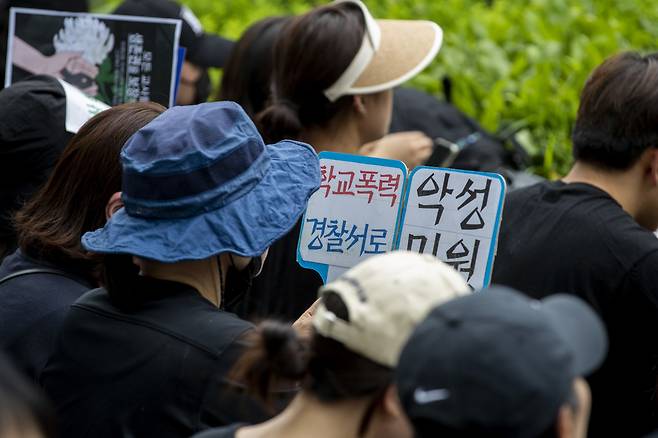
left=193, top=251, right=471, bottom=438
left=0, top=102, right=164, bottom=381
left=241, top=0, right=442, bottom=322
left=40, top=101, right=320, bottom=438
left=0, top=75, right=78, bottom=261
left=492, top=51, right=658, bottom=436
left=218, top=14, right=431, bottom=172
left=396, top=286, right=607, bottom=438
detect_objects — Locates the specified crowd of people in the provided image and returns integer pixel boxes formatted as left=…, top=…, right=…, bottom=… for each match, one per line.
left=0, top=0, right=657, bottom=437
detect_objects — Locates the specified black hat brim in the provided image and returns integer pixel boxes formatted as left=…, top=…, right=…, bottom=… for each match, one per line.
left=542, top=294, right=608, bottom=377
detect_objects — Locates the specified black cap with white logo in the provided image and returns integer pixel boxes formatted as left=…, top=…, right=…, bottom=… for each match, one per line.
left=396, top=286, right=607, bottom=438
left=113, top=0, right=233, bottom=68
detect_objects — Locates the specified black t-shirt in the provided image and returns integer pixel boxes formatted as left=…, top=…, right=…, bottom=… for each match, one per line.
left=492, top=181, right=658, bottom=437
left=192, top=423, right=245, bottom=438
left=41, top=280, right=269, bottom=438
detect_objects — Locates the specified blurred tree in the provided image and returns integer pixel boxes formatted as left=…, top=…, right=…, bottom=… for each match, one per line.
left=93, top=0, right=658, bottom=177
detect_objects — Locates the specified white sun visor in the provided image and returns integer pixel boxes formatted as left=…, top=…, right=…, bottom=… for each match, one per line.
left=323, top=0, right=443, bottom=102
left=323, top=0, right=381, bottom=102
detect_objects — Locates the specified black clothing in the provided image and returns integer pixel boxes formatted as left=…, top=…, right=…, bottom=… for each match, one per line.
left=492, top=181, right=658, bottom=437
left=390, top=87, right=529, bottom=173
left=237, top=219, right=321, bottom=321
left=192, top=423, right=245, bottom=438
left=0, top=249, right=93, bottom=380
left=41, top=278, right=267, bottom=438
left=0, top=76, right=73, bottom=259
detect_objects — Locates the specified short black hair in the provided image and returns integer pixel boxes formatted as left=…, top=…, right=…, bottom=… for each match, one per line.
left=572, top=52, right=658, bottom=169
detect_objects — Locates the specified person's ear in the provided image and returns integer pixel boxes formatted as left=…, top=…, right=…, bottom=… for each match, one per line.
left=649, top=149, right=658, bottom=186
left=555, top=404, right=576, bottom=438
left=105, top=192, right=123, bottom=220
left=229, top=254, right=252, bottom=271
left=353, top=95, right=367, bottom=115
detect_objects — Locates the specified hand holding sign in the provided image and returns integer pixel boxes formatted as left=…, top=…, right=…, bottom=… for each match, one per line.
left=361, top=131, right=433, bottom=170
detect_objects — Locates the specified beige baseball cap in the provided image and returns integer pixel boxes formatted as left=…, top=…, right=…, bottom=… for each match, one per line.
left=323, top=0, right=443, bottom=102
left=313, top=251, right=470, bottom=367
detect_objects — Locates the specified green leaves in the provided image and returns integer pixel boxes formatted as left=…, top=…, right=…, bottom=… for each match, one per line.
left=91, top=0, right=658, bottom=177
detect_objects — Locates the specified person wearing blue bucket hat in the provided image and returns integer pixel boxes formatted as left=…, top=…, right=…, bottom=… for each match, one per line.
left=40, top=101, right=321, bottom=438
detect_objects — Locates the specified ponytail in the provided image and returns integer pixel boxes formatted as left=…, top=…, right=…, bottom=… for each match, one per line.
left=257, top=2, right=366, bottom=144
left=256, top=100, right=303, bottom=143
left=231, top=292, right=393, bottom=409
left=231, top=320, right=308, bottom=405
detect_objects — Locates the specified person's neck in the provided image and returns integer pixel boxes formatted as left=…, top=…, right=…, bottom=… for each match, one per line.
left=562, top=161, right=644, bottom=219
left=239, top=392, right=370, bottom=438
left=299, top=118, right=363, bottom=154
left=139, top=257, right=223, bottom=307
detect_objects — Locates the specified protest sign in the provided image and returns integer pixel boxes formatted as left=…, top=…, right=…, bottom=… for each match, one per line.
left=5, top=7, right=182, bottom=107
left=398, top=167, right=506, bottom=289
left=298, top=156, right=506, bottom=289
left=297, top=152, right=407, bottom=282
left=58, top=79, right=110, bottom=133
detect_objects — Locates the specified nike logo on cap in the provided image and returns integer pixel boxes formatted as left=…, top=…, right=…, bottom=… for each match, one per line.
left=414, top=388, right=450, bottom=404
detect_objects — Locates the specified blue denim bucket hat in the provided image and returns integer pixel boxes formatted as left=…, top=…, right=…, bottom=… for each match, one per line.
left=82, top=101, right=320, bottom=262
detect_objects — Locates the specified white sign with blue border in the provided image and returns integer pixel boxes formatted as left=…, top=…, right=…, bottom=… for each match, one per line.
left=398, top=166, right=506, bottom=289
left=297, top=152, right=407, bottom=283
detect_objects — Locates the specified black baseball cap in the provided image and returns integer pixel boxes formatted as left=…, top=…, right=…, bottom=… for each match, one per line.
left=396, top=286, right=607, bottom=438
left=113, top=0, right=233, bottom=68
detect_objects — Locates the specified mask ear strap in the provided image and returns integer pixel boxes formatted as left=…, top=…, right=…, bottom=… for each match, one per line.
left=253, top=254, right=264, bottom=277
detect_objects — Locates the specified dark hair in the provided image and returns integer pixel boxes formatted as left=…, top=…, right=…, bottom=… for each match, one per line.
left=218, top=16, right=291, bottom=117
left=0, top=353, right=56, bottom=437
left=13, top=102, right=165, bottom=274
left=572, top=52, right=658, bottom=169
left=256, top=3, right=365, bottom=142
left=232, top=292, right=392, bottom=435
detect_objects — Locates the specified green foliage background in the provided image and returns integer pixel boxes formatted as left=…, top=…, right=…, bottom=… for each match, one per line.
left=93, top=0, right=658, bottom=177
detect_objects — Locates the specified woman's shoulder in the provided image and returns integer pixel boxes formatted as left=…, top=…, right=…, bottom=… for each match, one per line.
left=0, top=249, right=93, bottom=289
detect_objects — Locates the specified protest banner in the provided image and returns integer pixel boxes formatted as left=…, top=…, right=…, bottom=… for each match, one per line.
left=5, top=7, right=182, bottom=107
left=398, top=167, right=506, bottom=289
left=297, top=152, right=407, bottom=282
left=298, top=155, right=506, bottom=289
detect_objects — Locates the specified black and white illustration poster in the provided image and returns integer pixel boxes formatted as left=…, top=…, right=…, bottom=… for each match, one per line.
left=5, top=8, right=181, bottom=107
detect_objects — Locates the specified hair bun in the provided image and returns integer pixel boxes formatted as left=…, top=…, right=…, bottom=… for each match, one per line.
left=230, top=320, right=309, bottom=405
left=261, top=321, right=307, bottom=379
left=256, top=99, right=303, bottom=143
